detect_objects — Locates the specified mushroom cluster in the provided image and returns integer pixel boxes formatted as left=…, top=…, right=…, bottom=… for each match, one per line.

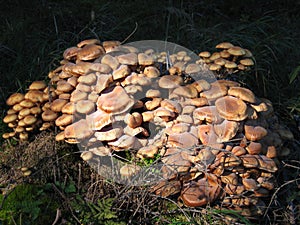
left=2, top=81, right=53, bottom=141
left=2, top=39, right=294, bottom=216
left=198, top=42, right=254, bottom=78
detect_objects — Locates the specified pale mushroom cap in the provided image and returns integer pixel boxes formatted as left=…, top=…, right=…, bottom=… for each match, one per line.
left=144, top=66, right=160, bottom=78
left=199, top=51, right=211, bottom=58
left=96, top=86, right=134, bottom=114
left=215, top=96, right=248, bottom=121
left=117, top=53, right=138, bottom=65
left=158, top=75, right=183, bottom=89
left=119, top=164, right=141, bottom=177
left=228, top=86, right=256, bottom=103
left=75, top=100, right=95, bottom=114
left=185, top=63, right=201, bottom=74
left=95, top=127, right=123, bottom=141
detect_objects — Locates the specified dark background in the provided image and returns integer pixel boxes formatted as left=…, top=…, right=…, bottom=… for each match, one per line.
left=1, top=0, right=300, bottom=120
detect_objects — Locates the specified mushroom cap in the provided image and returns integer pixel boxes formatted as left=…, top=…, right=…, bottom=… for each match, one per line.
left=172, top=85, right=198, bottom=98
left=29, top=81, right=47, bottom=90
left=228, top=86, right=256, bottom=103
left=158, top=75, right=183, bottom=89
left=95, top=127, right=123, bottom=141
left=19, top=99, right=35, bottom=108
left=6, top=93, right=25, bottom=106
left=213, top=120, right=239, bottom=142
left=63, top=46, right=80, bottom=60
left=200, top=83, right=228, bottom=100
left=224, top=61, right=238, bottom=69
left=101, top=54, right=120, bottom=70
left=199, top=51, right=211, bottom=58
left=144, top=66, right=160, bottom=78
left=146, top=89, right=161, bottom=98
left=209, top=52, right=221, bottom=61
left=215, top=96, right=248, bottom=121
left=19, top=108, right=32, bottom=118
left=167, top=131, right=198, bottom=148
left=112, top=65, right=131, bottom=80
left=137, top=145, right=158, bottom=159
left=77, top=73, right=97, bottom=85
left=227, top=46, right=246, bottom=56
left=50, top=99, right=68, bottom=112
left=42, top=109, right=58, bottom=122
left=3, top=114, right=17, bottom=123
left=77, top=39, right=101, bottom=48
left=119, top=164, right=141, bottom=177
left=86, top=109, right=113, bottom=131
left=138, top=53, right=154, bottom=65
left=55, top=114, right=73, bottom=127
left=244, top=125, right=267, bottom=141
left=240, top=58, right=254, bottom=66
left=215, top=42, right=234, bottom=49
left=209, top=63, right=221, bottom=71
left=23, top=115, right=37, bottom=125
left=64, top=119, right=94, bottom=140
left=181, top=174, right=221, bottom=207
left=117, top=53, right=138, bottom=65
left=97, top=86, right=134, bottom=114
left=25, top=90, right=44, bottom=102
left=75, top=100, right=95, bottom=114
left=185, top=63, right=201, bottom=74
left=77, top=44, right=105, bottom=61
left=193, top=106, right=223, bottom=124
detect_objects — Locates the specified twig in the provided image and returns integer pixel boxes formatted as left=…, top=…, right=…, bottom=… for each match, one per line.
left=52, top=208, right=61, bottom=225
left=51, top=183, right=81, bottom=224
left=264, top=178, right=300, bottom=217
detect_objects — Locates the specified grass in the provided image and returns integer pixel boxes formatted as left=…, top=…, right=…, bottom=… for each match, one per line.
left=1, top=0, right=300, bottom=224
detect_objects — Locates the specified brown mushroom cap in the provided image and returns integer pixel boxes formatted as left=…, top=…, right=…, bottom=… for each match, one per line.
left=216, top=42, right=234, bottom=49
left=228, top=46, right=246, bottom=56
left=215, top=96, right=248, bottom=121
left=199, top=51, right=211, bottom=58
left=240, top=58, right=254, bottom=66
left=50, top=99, right=68, bottom=112
left=64, top=119, right=94, bottom=140
left=117, top=53, right=138, bottom=65
left=185, top=63, right=201, bottom=74
left=23, top=115, right=37, bottom=125
left=75, top=100, right=95, bottom=114
left=228, top=87, right=256, bottom=103
left=42, top=109, right=58, bottom=122
left=97, top=86, right=134, bottom=114
left=95, top=127, right=123, bottom=141
left=119, top=164, right=141, bottom=177
left=244, top=125, right=267, bottom=141
left=181, top=174, right=221, bottom=207
left=158, top=75, right=183, bottom=89
left=29, top=81, right=47, bottom=90
left=3, top=114, right=18, bottom=123
left=77, top=44, right=105, bottom=61
left=6, top=93, right=24, bottom=106
left=213, top=120, right=239, bottom=142
left=55, top=114, right=73, bottom=127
